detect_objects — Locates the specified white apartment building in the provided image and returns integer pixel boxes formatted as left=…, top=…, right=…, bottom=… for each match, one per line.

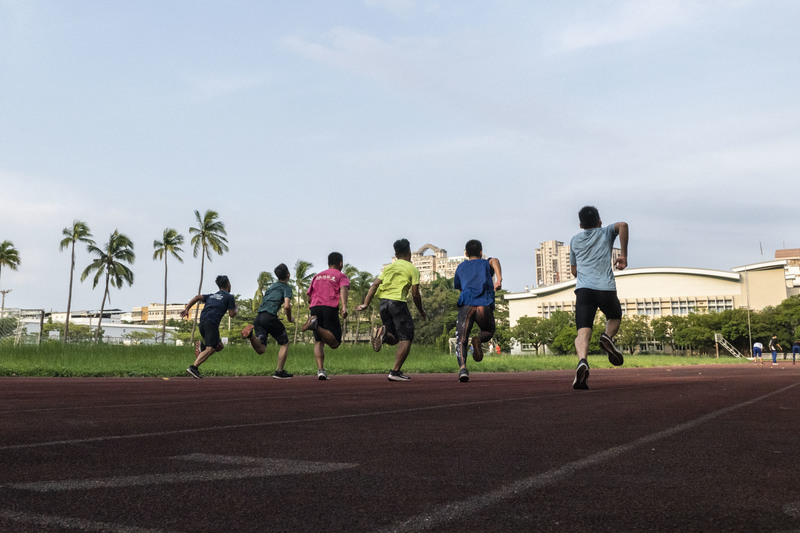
left=383, top=244, right=466, bottom=284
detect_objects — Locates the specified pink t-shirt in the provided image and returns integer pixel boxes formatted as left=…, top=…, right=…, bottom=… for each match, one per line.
left=307, top=268, right=350, bottom=308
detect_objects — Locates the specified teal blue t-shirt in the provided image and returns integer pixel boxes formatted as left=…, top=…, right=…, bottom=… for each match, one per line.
left=258, top=281, right=293, bottom=315
left=569, top=224, right=619, bottom=291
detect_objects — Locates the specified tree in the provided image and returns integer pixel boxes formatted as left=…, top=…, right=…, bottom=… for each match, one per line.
left=616, top=314, right=652, bottom=355
left=153, top=228, right=185, bottom=344
left=0, top=240, right=21, bottom=317
left=347, top=269, right=375, bottom=342
left=189, top=210, right=228, bottom=340
left=59, top=221, right=94, bottom=343
left=81, top=230, right=135, bottom=341
left=253, top=271, right=275, bottom=312
left=292, top=259, right=314, bottom=343
left=512, top=316, right=545, bottom=354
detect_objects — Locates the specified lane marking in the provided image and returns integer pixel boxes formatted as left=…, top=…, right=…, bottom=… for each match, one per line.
left=0, top=510, right=180, bottom=533
left=3, top=454, right=356, bottom=492
left=379, top=381, right=800, bottom=532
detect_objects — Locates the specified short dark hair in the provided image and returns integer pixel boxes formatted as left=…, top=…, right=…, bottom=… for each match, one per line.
left=393, top=238, right=411, bottom=256
left=578, top=206, right=601, bottom=228
left=328, top=252, right=343, bottom=266
left=274, top=263, right=290, bottom=281
left=215, top=275, right=230, bottom=288
left=465, top=239, right=482, bottom=257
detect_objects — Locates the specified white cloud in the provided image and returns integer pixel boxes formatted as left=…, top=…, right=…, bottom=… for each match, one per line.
left=551, top=1, right=694, bottom=52
left=363, top=0, right=418, bottom=16
left=181, top=73, right=268, bottom=102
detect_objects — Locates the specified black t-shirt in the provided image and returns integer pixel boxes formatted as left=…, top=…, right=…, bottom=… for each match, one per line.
left=199, top=290, right=235, bottom=326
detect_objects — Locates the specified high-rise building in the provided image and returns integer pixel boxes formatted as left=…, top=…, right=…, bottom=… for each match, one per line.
left=535, top=239, right=623, bottom=287
left=535, top=240, right=573, bottom=287
left=383, top=243, right=466, bottom=284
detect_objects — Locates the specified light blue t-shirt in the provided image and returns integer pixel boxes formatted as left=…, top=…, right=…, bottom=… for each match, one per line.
left=569, top=224, right=619, bottom=291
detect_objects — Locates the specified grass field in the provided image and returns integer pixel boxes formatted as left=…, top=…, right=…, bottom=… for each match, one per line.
left=0, top=342, right=749, bottom=377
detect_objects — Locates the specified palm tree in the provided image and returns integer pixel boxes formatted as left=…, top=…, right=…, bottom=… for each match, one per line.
left=341, top=263, right=359, bottom=341
left=292, top=259, right=314, bottom=343
left=81, top=230, right=135, bottom=342
left=153, top=228, right=185, bottom=344
left=0, top=240, right=21, bottom=318
left=349, top=269, right=375, bottom=343
left=253, top=271, right=275, bottom=312
left=59, top=221, right=94, bottom=343
left=188, top=210, right=228, bottom=340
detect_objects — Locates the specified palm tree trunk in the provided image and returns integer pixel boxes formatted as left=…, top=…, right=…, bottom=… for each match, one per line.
left=161, top=254, right=168, bottom=344
left=95, top=274, right=110, bottom=342
left=191, top=251, right=206, bottom=342
left=64, top=243, right=75, bottom=343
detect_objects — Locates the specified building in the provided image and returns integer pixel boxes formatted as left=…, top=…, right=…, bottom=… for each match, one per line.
left=775, top=248, right=800, bottom=289
left=506, top=260, right=792, bottom=327
left=535, top=240, right=573, bottom=286
left=535, top=240, right=622, bottom=287
left=127, top=303, right=198, bottom=324
left=383, top=244, right=466, bottom=284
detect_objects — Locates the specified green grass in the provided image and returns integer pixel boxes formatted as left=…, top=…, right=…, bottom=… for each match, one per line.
left=0, top=342, right=750, bottom=378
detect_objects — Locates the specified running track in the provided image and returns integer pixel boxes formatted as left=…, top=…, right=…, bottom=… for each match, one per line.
left=1, top=364, right=799, bottom=532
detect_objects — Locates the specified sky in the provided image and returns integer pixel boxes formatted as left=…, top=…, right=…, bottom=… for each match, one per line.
left=1, top=0, right=799, bottom=313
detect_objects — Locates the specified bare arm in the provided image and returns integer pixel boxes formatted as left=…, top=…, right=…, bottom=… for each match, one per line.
left=615, top=222, right=629, bottom=270
left=340, top=285, right=349, bottom=319
left=283, top=297, right=294, bottom=323
left=489, top=257, right=503, bottom=290
left=570, top=264, right=577, bottom=277
left=411, top=284, right=426, bottom=320
left=180, top=295, right=204, bottom=318
left=355, top=278, right=382, bottom=311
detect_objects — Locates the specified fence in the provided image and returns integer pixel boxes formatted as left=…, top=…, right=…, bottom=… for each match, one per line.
left=0, top=308, right=46, bottom=346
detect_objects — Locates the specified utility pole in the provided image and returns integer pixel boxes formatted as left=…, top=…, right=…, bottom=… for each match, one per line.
left=0, top=289, right=11, bottom=319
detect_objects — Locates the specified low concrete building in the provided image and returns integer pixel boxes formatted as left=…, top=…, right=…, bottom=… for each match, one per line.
left=506, top=260, right=791, bottom=326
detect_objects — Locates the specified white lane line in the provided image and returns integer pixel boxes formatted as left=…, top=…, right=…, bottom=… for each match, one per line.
left=0, top=392, right=576, bottom=451
left=0, top=510, right=180, bottom=533
left=379, top=381, right=800, bottom=532
left=3, top=454, right=356, bottom=492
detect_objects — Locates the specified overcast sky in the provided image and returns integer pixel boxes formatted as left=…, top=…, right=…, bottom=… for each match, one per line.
left=1, top=0, right=798, bottom=313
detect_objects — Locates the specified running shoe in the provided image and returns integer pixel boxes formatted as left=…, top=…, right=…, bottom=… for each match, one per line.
left=317, top=369, right=329, bottom=380
left=241, top=324, right=254, bottom=339
left=187, top=365, right=202, bottom=379
left=273, top=369, right=293, bottom=379
left=471, top=336, right=484, bottom=362
left=458, top=368, right=470, bottom=383
left=301, top=316, right=318, bottom=332
left=572, top=359, right=589, bottom=390
left=372, top=325, right=386, bottom=352
left=388, top=370, right=411, bottom=381
left=599, top=333, right=624, bottom=366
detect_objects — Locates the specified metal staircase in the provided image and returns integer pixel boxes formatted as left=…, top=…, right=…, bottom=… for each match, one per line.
left=714, top=333, right=744, bottom=358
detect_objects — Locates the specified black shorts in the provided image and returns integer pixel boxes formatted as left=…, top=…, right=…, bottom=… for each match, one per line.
left=574, top=288, right=622, bottom=330
left=379, top=299, right=415, bottom=342
left=310, top=305, right=342, bottom=343
left=253, top=311, right=289, bottom=346
left=198, top=321, right=222, bottom=350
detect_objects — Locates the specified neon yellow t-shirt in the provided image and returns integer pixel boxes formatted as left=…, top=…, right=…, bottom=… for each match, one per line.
left=377, top=259, right=420, bottom=301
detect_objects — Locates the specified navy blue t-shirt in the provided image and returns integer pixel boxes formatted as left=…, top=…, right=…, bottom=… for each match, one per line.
left=199, top=290, right=236, bottom=326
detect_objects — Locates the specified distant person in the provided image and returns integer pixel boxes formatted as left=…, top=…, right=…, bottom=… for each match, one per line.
left=769, top=335, right=782, bottom=366
left=752, top=341, right=763, bottom=365
left=452, top=239, right=502, bottom=383
left=181, top=275, right=238, bottom=379
left=569, top=206, right=628, bottom=390
left=241, top=263, right=294, bottom=379
left=302, top=252, right=350, bottom=380
left=792, top=340, right=800, bottom=365
left=356, top=238, right=426, bottom=382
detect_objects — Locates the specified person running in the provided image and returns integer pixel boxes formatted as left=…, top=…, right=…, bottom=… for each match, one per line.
left=753, top=341, right=764, bottom=365
left=453, top=239, right=502, bottom=383
left=769, top=335, right=783, bottom=366
left=241, top=263, right=295, bottom=379
left=301, top=252, right=350, bottom=380
left=569, top=206, right=629, bottom=390
left=356, top=238, right=426, bottom=382
left=181, top=275, right=238, bottom=379
left=792, top=340, right=800, bottom=365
